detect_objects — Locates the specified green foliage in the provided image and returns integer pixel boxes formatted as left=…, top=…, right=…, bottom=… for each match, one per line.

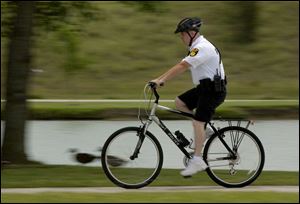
left=1, top=1, right=299, bottom=100
left=226, top=1, right=258, bottom=43
left=33, top=1, right=100, bottom=74
left=1, top=1, right=99, bottom=36
left=0, top=1, right=17, bottom=37
left=56, top=26, right=88, bottom=73
left=1, top=100, right=297, bottom=120
left=1, top=1, right=100, bottom=75
left=34, top=1, right=99, bottom=32
left=121, top=1, right=166, bottom=13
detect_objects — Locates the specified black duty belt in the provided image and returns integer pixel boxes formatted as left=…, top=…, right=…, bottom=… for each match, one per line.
left=199, top=77, right=227, bottom=85
left=198, top=77, right=227, bottom=92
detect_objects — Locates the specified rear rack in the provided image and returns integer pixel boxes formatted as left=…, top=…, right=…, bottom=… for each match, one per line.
left=213, top=117, right=254, bottom=130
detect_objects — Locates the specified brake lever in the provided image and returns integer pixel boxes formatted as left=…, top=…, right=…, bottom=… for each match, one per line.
left=147, top=82, right=160, bottom=103
left=148, top=81, right=164, bottom=89
left=148, top=82, right=157, bottom=89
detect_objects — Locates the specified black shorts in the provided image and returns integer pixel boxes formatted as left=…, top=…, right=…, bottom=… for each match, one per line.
left=178, top=85, right=226, bottom=122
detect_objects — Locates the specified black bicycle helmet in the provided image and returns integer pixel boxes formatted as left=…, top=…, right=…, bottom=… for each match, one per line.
left=174, top=17, right=202, bottom=34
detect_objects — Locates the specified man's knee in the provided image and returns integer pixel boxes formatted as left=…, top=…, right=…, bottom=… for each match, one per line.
left=192, top=119, right=205, bottom=128
left=175, top=97, right=186, bottom=109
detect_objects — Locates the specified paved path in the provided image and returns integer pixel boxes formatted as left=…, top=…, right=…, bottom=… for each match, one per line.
left=1, top=186, right=298, bottom=194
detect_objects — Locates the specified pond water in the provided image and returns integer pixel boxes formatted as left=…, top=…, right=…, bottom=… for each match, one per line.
left=1, top=120, right=299, bottom=171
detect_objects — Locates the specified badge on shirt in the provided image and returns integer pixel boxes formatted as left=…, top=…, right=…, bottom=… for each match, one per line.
left=189, top=48, right=199, bottom=57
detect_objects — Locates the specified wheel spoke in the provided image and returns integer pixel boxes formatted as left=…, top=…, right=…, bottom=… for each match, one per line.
left=204, top=126, right=264, bottom=187
left=101, top=127, right=163, bottom=189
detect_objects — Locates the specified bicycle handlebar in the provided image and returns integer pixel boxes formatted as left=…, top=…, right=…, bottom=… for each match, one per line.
left=148, top=82, right=160, bottom=103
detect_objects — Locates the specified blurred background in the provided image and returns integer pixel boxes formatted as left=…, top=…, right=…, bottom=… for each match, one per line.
left=1, top=0, right=299, bottom=163
left=1, top=2, right=299, bottom=202
left=1, top=1, right=299, bottom=100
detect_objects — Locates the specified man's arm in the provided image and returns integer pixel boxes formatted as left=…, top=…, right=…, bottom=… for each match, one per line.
left=152, top=60, right=190, bottom=86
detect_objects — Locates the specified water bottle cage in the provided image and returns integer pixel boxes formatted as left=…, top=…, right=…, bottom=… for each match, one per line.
left=175, top=131, right=190, bottom=147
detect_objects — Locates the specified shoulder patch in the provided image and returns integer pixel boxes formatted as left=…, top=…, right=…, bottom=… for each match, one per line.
left=189, top=48, right=199, bottom=57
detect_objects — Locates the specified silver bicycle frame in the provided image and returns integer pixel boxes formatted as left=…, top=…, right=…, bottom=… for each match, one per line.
left=142, top=102, right=193, bottom=158
left=142, top=101, right=236, bottom=159
left=140, top=85, right=239, bottom=160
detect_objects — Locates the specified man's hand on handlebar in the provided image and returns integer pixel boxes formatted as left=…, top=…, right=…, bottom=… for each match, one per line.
left=148, top=80, right=161, bottom=102
left=149, top=79, right=165, bottom=88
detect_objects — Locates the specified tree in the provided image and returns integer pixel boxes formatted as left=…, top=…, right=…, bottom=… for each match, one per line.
left=233, top=1, right=258, bottom=43
left=1, top=1, right=99, bottom=164
left=2, top=1, right=35, bottom=163
left=223, top=1, right=258, bottom=44
left=236, top=1, right=258, bottom=43
left=1, top=1, right=161, bottom=164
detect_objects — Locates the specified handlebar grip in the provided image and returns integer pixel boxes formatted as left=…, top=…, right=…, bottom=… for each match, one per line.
left=148, top=81, right=164, bottom=88
left=147, top=82, right=160, bottom=103
left=148, top=82, right=157, bottom=89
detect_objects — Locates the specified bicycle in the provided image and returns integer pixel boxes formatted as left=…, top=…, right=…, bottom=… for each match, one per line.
left=101, top=82, right=265, bottom=189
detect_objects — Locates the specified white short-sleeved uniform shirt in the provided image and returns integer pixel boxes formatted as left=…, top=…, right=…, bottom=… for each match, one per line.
left=183, top=35, right=225, bottom=85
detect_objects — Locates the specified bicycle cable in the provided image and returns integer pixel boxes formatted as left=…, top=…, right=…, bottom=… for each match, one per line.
left=137, top=84, right=153, bottom=125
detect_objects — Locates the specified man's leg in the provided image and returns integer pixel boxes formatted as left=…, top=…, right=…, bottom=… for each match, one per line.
left=175, top=97, right=193, bottom=114
left=176, top=97, right=208, bottom=176
left=192, top=119, right=206, bottom=156
left=176, top=97, right=207, bottom=153
left=180, top=120, right=207, bottom=177
left=180, top=119, right=208, bottom=176
left=176, top=97, right=206, bottom=153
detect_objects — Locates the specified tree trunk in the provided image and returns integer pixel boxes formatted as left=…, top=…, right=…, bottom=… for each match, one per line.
left=238, top=1, right=257, bottom=43
left=2, top=1, right=35, bottom=164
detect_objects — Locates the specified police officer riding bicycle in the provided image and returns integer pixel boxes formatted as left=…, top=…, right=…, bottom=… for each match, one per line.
left=151, top=17, right=227, bottom=177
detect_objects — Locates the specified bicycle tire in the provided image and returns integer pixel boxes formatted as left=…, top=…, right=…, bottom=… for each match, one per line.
left=101, top=126, right=163, bottom=189
left=203, top=126, right=265, bottom=188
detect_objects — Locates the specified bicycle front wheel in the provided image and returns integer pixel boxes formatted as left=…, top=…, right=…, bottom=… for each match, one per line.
left=203, top=126, right=265, bottom=188
left=101, top=127, right=163, bottom=189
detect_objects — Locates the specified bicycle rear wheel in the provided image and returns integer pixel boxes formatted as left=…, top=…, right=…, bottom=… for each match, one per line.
left=203, top=126, right=265, bottom=188
left=101, top=127, right=163, bottom=189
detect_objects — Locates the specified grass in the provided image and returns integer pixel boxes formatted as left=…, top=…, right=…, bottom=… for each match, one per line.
left=2, top=99, right=298, bottom=120
left=1, top=191, right=299, bottom=203
left=1, top=2, right=298, bottom=121
left=1, top=1, right=299, bottom=100
left=1, top=165, right=298, bottom=203
left=1, top=165, right=299, bottom=188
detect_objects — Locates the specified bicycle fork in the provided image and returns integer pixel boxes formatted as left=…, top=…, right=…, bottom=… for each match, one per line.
left=129, top=124, right=147, bottom=160
left=131, top=117, right=193, bottom=161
